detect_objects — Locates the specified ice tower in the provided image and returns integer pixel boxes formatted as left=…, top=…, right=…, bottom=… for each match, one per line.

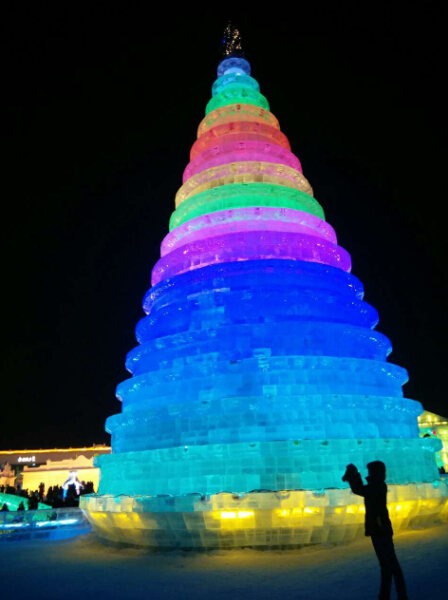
left=82, top=31, right=448, bottom=547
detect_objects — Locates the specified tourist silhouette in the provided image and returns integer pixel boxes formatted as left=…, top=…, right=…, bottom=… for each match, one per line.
left=342, top=461, right=408, bottom=600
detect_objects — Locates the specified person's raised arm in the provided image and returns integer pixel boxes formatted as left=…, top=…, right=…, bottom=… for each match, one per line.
left=342, top=464, right=366, bottom=497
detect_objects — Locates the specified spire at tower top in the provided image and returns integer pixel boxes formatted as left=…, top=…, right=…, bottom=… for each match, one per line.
left=222, top=21, right=243, bottom=58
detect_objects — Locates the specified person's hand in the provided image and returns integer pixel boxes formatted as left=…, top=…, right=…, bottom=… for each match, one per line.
left=342, top=463, right=358, bottom=482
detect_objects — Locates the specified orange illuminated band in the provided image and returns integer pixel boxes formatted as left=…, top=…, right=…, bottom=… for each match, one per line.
left=176, top=162, right=313, bottom=206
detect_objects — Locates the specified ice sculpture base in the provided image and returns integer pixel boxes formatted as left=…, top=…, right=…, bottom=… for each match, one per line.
left=81, top=481, right=448, bottom=549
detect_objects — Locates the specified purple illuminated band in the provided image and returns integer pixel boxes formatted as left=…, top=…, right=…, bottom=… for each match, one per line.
left=161, top=207, right=336, bottom=256
left=152, top=230, right=352, bottom=285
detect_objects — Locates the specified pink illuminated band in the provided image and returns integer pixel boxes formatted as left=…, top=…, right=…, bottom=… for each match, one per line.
left=152, top=231, right=352, bottom=285
left=161, top=208, right=337, bottom=256
left=176, top=162, right=313, bottom=206
left=191, top=122, right=290, bottom=159
left=183, top=141, right=302, bottom=183
left=197, top=104, right=280, bottom=137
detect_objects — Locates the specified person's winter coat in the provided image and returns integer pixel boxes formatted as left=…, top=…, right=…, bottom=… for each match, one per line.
left=343, top=462, right=393, bottom=537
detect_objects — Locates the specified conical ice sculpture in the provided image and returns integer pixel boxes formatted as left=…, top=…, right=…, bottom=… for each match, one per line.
left=82, top=46, right=448, bottom=548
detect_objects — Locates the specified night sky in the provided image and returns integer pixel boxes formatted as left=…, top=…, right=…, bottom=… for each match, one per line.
left=3, top=6, right=446, bottom=449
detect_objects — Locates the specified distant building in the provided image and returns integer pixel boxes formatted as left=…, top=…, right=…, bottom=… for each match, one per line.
left=0, top=445, right=110, bottom=492
left=22, top=455, right=102, bottom=491
left=418, top=411, right=448, bottom=471
left=0, top=463, right=15, bottom=488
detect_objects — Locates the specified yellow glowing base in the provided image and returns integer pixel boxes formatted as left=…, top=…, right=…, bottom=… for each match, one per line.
left=81, top=481, right=448, bottom=548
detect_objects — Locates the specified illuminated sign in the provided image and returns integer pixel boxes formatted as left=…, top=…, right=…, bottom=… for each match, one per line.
left=18, top=456, right=36, bottom=463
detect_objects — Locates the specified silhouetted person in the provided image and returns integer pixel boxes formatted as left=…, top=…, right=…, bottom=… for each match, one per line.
left=79, top=481, right=95, bottom=495
left=1, top=503, right=9, bottom=511
left=46, top=486, right=53, bottom=504
left=64, top=484, right=79, bottom=507
left=342, top=461, right=408, bottom=600
left=28, top=493, right=39, bottom=511
left=17, top=501, right=25, bottom=511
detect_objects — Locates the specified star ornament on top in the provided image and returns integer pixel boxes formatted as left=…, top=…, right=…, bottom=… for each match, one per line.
left=222, top=21, right=244, bottom=57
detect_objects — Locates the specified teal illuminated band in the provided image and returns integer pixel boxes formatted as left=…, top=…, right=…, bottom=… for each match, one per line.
left=206, top=88, right=270, bottom=114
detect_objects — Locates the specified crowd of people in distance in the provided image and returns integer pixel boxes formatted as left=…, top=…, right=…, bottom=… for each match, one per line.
left=0, top=480, right=95, bottom=511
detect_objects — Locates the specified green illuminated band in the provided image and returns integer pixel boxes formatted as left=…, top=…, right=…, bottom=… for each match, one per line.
left=169, top=183, right=325, bottom=230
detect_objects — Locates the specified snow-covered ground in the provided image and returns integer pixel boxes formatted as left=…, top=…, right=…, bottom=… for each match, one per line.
left=1, top=524, right=447, bottom=599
